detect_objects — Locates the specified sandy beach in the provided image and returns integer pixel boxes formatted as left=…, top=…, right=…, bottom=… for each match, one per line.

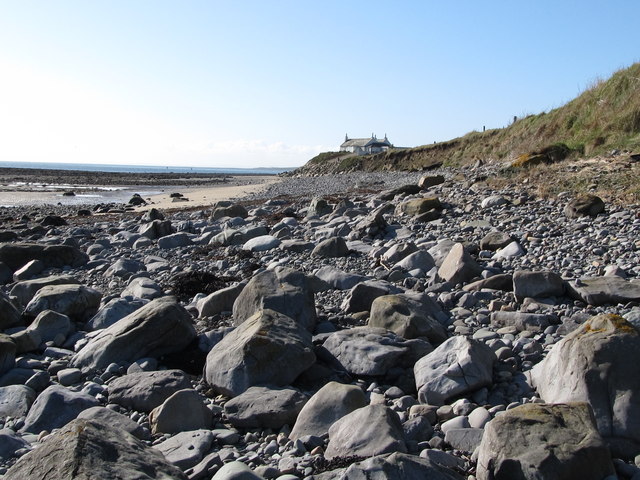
left=0, top=168, right=280, bottom=209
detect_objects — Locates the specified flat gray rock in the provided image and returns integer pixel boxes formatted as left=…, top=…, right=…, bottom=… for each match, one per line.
left=224, top=385, right=307, bottom=429
left=314, top=266, right=367, bottom=290
left=108, top=369, right=192, bottom=412
left=513, top=270, right=564, bottom=301
left=323, top=326, right=432, bottom=377
left=566, top=276, right=640, bottom=305
left=315, top=452, right=463, bottom=480
left=6, top=419, right=187, bottom=479
left=153, top=429, right=214, bottom=471
left=242, top=235, right=281, bottom=252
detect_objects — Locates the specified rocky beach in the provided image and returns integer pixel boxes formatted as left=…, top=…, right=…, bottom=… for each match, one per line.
left=0, top=163, right=639, bottom=480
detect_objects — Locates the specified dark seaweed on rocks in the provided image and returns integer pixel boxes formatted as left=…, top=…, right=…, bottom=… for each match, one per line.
left=163, top=271, right=237, bottom=301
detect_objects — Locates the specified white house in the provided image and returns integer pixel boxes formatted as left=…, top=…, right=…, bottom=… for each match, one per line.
left=340, top=133, right=392, bottom=155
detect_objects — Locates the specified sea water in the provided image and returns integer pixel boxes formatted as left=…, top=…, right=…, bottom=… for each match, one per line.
left=0, top=161, right=293, bottom=175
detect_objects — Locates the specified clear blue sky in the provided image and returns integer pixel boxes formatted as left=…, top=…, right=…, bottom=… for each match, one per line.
left=1, top=1, right=638, bottom=168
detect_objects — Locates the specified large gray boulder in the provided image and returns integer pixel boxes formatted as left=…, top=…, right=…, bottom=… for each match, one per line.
left=204, top=309, right=315, bottom=397
left=153, top=429, right=214, bottom=471
left=0, top=335, right=16, bottom=376
left=396, top=197, right=442, bottom=216
left=513, top=270, right=564, bottom=301
left=20, top=384, right=99, bottom=434
left=369, top=294, right=447, bottom=344
left=108, top=370, right=192, bottom=412
left=566, top=276, right=640, bottom=305
left=196, top=282, right=246, bottom=318
left=104, top=258, right=145, bottom=278
left=85, top=297, right=148, bottom=331
left=322, top=326, right=432, bottom=377
left=223, top=385, right=307, bottom=429
left=0, top=243, right=88, bottom=272
left=0, top=429, right=30, bottom=463
left=314, top=266, right=368, bottom=291
left=476, top=403, right=614, bottom=480
left=0, top=292, right=22, bottom=329
left=149, top=389, right=213, bottom=434
left=0, top=384, right=36, bottom=418
left=24, top=284, right=102, bottom=322
left=530, top=314, right=640, bottom=456
left=340, top=280, right=400, bottom=313
left=211, top=202, right=248, bottom=220
left=9, top=274, right=80, bottom=308
left=26, top=310, right=71, bottom=344
left=120, top=276, right=164, bottom=300
left=312, top=237, right=350, bottom=258
left=290, top=381, right=367, bottom=440
left=232, top=267, right=316, bottom=331
left=564, top=194, right=605, bottom=218
left=325, top=405, right=407, bottom=459
left=78, top=406, right=148, bottom=439
left=438, top=243, right=482, bottom=285
left=71, top=296, right=196, bottom=372
left=490, top=311, right=551, bottom=333
left=6, top=419, right=187, bottom=480
left=415, top=336, right=496, bottom=406
left=313, top=452, right=463, bottom=480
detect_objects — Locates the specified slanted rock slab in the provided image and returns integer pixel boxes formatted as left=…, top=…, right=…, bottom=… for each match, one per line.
left=71, top=296, right=196, bottom=372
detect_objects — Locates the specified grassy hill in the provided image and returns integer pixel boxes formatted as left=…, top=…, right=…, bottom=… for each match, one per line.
left=296, top=63, right=640, bottom=175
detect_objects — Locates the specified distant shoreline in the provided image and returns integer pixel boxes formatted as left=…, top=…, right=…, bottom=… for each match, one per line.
left=0, top=161, right=294, bottom=176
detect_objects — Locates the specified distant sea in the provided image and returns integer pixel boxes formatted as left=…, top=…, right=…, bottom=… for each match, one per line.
left=0, top=161, right=294, bottom=175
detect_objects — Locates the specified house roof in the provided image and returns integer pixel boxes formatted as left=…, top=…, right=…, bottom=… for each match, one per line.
left=340, top=136, right=392, bottom=148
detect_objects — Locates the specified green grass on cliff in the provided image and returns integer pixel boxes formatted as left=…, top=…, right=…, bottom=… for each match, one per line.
left=298, top=63, right=640, bottom=174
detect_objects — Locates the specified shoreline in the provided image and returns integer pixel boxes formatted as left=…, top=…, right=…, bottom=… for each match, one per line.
left=0, top=168, right=280, bottom=209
